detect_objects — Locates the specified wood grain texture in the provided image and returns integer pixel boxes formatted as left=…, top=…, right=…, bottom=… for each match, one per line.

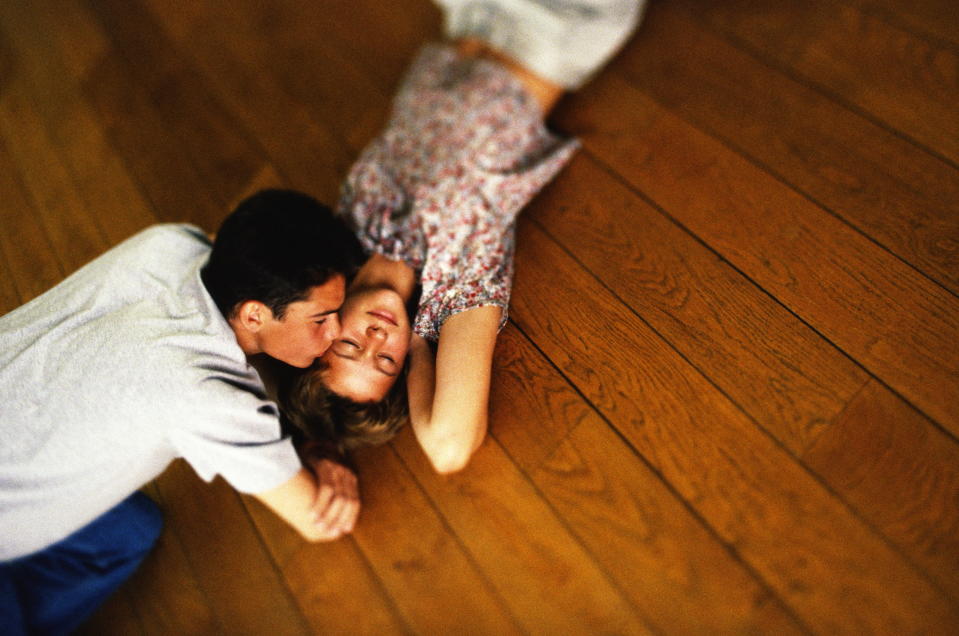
left=0, top=243, right=22, bottom=316
left=0, top=0, right=156, bottom=247
left=678, top=0, right=959, bottom=165
left=83, top=53, right=226, bottom=231
left=143, top=0, right=364, bottom=203
left=487, top=326, right=592, bottom=472
left=528, top=156, right=866, bottom=453
left=0, top=80, right=108, bottom=275
left=535, top=419, right=806, bottom=635
left=496, top=326, right=805, bottom=633
left=512, top=218, right=959, bottom=634
left=119, top=484, right=219, bottom=636
left=0, top=140, right=63, bottom=304
left=349, top=443, right=520, bottom=634
left=153, top=461, right=309, bottom=635
left=85, top=0, right=267, bottom=217
left=558, top=72, right=959, bottom=439
left=392, top=426, right=652, bottom=634
left=839, top=0, right=959, bottom=47
left=243, top=494, right=406, bottom=635
left=244, top=442, right=521, bottom=635
left=803, top=380, right=959, bottom=602
left=214, top=0, right=395, bottom=156
left=77, top=587, right=144, bottom=636
left=320, top=0, right=442, bottom=90
left=26, top=0, right=108, bottom=80
left=0, top=21, right=15, bottom=98
left=611, top=1, right=959, bottom=296
left=119, top=519, right=218, bottom=635
left=2, top=0, right=957, bottom=631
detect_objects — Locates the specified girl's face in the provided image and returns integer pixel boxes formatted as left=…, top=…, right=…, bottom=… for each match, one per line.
left=318, top=287, right=411, bottom=402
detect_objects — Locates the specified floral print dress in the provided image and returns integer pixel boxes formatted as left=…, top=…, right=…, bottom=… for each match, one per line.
left=337, top=44, right=579, bottom=341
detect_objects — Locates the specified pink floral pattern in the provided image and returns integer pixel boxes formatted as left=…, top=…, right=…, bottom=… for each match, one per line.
left=338, top=44, right=578, bottom=341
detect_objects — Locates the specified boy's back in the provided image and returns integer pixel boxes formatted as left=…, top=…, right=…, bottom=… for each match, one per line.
left=0, top=224, right=300, bottom=560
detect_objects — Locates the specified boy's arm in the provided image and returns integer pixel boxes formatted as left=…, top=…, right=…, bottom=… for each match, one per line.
left=406, top=305, right=501, bottom=474
left=253, top=452, right=359, bottom=541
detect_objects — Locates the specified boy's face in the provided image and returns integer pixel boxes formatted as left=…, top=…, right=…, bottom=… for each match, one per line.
left=255, top=274, right=347, bottom=368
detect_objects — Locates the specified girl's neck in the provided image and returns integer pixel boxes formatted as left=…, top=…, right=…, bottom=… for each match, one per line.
left=350, top=253, right=417, bottom=300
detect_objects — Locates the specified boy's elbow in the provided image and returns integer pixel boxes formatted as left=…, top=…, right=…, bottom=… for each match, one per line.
left=298, top=526, right=326, bottom=543
left=296, top=523, right=347, bottom=543
left=294, top=521, right=329, bottom=543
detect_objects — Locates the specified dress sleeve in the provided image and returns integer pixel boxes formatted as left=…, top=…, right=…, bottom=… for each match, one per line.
left=339, top=44, right=579, bottom=341
left=337, top=144, right=425, bottom=266
left=412, top=182, right=516, bottom=341
left=411, top=132, right=578, bottom=342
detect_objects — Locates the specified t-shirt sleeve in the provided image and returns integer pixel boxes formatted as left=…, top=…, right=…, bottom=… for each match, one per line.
left=170, top=382, right=302, bottom=494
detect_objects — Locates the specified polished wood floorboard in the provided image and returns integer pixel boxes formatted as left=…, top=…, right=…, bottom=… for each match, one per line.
left=1, top=0, right=957, bottom=633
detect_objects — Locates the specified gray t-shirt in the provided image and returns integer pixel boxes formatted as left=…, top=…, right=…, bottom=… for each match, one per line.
left=0, top=224, right=302, bottom=560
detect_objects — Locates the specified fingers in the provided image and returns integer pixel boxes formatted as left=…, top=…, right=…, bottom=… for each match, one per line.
left=312, top=481, right=335, bottom=520
left=331, top=490, right=360, bottom=534
left=310, top=460, right=361, bottom=540
left=329, top=465, right=360, bottom=534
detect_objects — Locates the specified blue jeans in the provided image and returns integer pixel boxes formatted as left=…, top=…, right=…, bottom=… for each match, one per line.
left=0, top=492, right=162, bottom=635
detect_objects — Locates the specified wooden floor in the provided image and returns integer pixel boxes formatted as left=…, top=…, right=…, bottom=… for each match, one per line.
left=2, top=0, right=958, bottom=633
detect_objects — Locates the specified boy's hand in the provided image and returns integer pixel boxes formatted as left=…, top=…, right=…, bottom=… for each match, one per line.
left=308, top=458, right=360, bottom=540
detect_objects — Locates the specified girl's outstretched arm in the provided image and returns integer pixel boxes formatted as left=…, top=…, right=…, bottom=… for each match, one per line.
left=406, top=305, right=502, bottom=473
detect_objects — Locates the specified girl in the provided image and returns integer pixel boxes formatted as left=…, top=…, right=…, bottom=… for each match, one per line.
left=282, top=0, right=645, bottom=473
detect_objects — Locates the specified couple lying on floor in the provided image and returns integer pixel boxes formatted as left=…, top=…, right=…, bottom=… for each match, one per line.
left=0, top=1, right=643, bottom=632
left=280, top=0, right=645, bottom=467
left=273, top=0, right=647, bottom=532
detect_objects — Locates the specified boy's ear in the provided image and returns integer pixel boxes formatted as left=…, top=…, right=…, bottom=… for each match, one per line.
left=235, top=300, right=270, bottom=333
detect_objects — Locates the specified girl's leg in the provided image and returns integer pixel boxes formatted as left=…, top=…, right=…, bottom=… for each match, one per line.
left=456, top=37, right=565, bottom=112
left=436, top=0, right=647, bottom=90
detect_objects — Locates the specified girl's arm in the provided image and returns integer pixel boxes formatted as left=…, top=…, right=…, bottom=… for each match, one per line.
left=406, top=305, right=502, bottom=473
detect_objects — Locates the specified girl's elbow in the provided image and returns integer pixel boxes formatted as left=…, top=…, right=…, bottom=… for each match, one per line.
left=418, top=416, right=487, bottom=474
left=426, top=439, right=475, bottom=474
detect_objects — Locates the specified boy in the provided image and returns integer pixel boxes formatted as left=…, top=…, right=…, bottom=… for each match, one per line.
left=0, top=189, right=363, bottom=634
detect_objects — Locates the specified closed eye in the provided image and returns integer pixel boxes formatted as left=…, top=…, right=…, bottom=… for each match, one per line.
left=330, top=340, right=361, bottom=359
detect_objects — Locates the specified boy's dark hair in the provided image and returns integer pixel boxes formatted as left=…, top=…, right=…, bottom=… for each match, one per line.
left=202, top=189, right=364, bottom=319
left=279, top=362, right=410, bottom=453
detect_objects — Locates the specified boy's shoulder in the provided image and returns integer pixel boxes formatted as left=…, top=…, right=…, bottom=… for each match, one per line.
left=109, top=223, right=211, bottom=268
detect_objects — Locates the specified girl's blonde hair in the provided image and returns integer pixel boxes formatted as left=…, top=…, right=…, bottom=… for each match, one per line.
left=279, top=363, right=409, bottom=453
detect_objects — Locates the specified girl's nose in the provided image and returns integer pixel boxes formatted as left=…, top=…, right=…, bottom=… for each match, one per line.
left=367, top=324, right=386, bottom=340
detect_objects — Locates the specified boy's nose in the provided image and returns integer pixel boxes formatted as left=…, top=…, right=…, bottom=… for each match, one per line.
left=321, top=315, right=341, bottom=343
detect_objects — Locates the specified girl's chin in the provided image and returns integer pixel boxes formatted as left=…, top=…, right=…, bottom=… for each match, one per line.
left=348, top=287, right=409, bottom=322
left=348, top=283, right=400, bottom=303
